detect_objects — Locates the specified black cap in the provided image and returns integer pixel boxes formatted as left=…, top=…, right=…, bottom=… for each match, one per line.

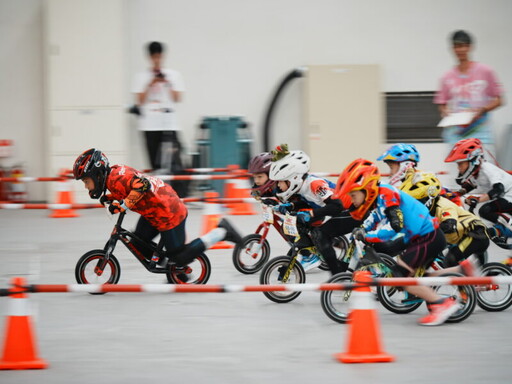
left=451, top=30, right=472, bottom=45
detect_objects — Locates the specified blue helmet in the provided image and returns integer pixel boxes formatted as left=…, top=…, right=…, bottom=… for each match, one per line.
left=377, top=143, right=420, bottom=164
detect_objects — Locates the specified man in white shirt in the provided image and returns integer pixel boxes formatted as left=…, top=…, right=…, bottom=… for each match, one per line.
left=132, top=41, right=185, bottom=172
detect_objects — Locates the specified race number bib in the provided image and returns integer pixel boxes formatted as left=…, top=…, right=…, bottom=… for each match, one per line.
left=262, top=204, right=274, bottom=224
left=283, top=214, right=299, bottom=237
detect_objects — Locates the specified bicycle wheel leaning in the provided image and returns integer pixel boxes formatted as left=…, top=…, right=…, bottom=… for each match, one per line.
left=232, top=234, right=271, bottom=274
left=166, top=253, right=211, bottom=284
left=75, top=249, right=122, bottom=295
left=476, top=262, right=512, bottom=312
left=319, top=272, right=354, bottom=324
left=259, top=255, right=306, bottom=303
left=435, top=272, right=476, bottom=323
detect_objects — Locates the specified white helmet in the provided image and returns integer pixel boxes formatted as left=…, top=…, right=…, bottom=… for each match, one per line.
left=269, top=150, right=310, bottom=201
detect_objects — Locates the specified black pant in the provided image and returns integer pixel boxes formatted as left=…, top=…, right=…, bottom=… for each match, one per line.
left=144, top=131, right=182, bottom=170
left=134, top=215, right=187, bottom=257
left=310, top=214, right=362, bottom=275
left=478, top=198, right=512, bottom=223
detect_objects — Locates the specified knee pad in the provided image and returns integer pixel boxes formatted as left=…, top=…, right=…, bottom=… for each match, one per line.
left=478, top=203, right=494, bottom=221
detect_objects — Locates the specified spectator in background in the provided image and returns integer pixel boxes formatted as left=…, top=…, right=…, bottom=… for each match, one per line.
left=132, top=41, right=188, bottom=195
left=434, top=30, right=504, bottom=154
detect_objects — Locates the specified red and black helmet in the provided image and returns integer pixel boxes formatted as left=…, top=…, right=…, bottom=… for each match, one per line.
left=73, top=149, right=110, bottom=199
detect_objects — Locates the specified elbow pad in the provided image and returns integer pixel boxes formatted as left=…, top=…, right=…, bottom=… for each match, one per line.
left=488, top=183, right=505, bottom=200
left=385, top=205, right=404, bottom=232
left=440, top=219, right=457, bottom=234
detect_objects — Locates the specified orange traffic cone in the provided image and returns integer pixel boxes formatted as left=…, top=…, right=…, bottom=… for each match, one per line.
left=201, top=191, right=233, bottom=249
left=228, top=178, right=256, bottom=215
left=335, top=271, right=395, bottom=363
left=223, top=178, right=237, bottom=211
left=50, top=179, right=79, bottom=218
left=0, top=277, right=48, bottom=370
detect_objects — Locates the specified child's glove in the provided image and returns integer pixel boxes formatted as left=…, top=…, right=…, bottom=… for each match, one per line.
left=261, top=198, right=279, bottom=207
left=99, top=194, right=113, bottom=206
left=276, top=202, right=293, bottom=214
left=296, top=211, right=312, bottom=224
left=108, top=200, right=127, bottom=215
left=352, top=227, right=366, bottom=241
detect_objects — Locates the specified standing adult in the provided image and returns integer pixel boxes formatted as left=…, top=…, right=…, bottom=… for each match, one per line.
left=434, top=30, right=504, bottom=152
left=132, top=41, right=186, bottom=173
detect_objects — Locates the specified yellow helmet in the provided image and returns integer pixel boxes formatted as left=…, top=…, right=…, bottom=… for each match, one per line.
left=399, top=172, right=441, bottom=201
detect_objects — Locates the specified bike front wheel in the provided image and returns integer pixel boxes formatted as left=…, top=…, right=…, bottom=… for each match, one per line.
left=232, top=234, right=271, bottom=274
left=320, top=272, right=354, bottom=323
left=166, top=253, right=211, bottom=284
left=259, top=255, right=306, bottom=303
left=476, top=262, right=512, bottom=312
left=75, top=249, right=121, bottom=295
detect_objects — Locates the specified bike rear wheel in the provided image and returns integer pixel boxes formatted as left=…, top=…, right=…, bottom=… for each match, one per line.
left=476, top=262, right=512, bottom=312
left=166, top=253, right=211, bottom=284
left=320, top=272, right=354, bottom=323
left=435, top=272, right=476, bottom=323
left=232, top=234, right=271, bottom=274
left=75, top=249, right=121, bottom=295
left=259, top=255, right=306, bottom=303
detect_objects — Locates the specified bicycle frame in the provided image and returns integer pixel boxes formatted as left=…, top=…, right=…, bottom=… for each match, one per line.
left=254, top=205, right=293, bottom=244
left=96, top=212, right=169, bottom=276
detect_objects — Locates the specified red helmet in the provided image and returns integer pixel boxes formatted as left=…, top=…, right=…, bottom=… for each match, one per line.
left=444, top=138, right=484, bottom=185
left=248, top=152, right=276, bottom=196
left=334, top=158, right=380, bottom=220
left=444, top=138, right=483, bottom=163
left=73, top=148, right=110, bottom=199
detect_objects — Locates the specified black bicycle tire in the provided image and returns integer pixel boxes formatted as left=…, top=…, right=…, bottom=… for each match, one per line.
left=476, top=262, right=512, bottom=312
left=232, top=234, right=271, bottom=274
left=320, top=272, right=354, bottom=324
left=259, top=255, right=306, bottom=303
left=75, top=249, right=121, bottom=295
left=166, top=253, right=211, bottom=284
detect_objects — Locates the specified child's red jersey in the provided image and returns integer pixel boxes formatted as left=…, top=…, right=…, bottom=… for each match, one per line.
left=106, top=165, right=187, bottom=231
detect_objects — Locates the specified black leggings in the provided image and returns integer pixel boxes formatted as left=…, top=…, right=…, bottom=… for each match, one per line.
left=478, top=198, right=512, bottom=223
left=134, top=215, right=187, bottom=257
left=310, top=214, right=362, bottom=275
left=444, top=226, right=489, bottom=267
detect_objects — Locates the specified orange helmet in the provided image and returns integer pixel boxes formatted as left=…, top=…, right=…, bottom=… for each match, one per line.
left=334, top=158, right=380, bottom=220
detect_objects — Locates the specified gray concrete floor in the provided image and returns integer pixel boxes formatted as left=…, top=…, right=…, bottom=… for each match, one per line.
left=1, top=205, right=511, bottom=383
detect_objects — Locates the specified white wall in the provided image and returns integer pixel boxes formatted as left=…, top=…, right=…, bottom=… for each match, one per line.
left=0, top=0, right=45, bottom=199
left=1, top=0, right=512, bottom=200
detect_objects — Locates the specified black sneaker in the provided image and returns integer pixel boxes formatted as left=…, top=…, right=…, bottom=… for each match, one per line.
left=174, top=266, right=191, bottom=283
left=217, top=218, right=243, bottom=244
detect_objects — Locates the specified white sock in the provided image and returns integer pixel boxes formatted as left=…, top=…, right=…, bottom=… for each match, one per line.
left=200, top=228, right=227, bottom=249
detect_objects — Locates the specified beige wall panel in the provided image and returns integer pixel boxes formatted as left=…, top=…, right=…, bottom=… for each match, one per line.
left=304, top=65, right=384, bottom=174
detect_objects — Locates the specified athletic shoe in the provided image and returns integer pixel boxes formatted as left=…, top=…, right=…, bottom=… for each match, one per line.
left=299, top=254, right=322, bottom=272
left=217, top=218, right=243, bottom=244
left=460, top=255, right=481, bottom=277
left=174, top=266, right=191, bottom=283
left=418, top=297, right=461, bottom=326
